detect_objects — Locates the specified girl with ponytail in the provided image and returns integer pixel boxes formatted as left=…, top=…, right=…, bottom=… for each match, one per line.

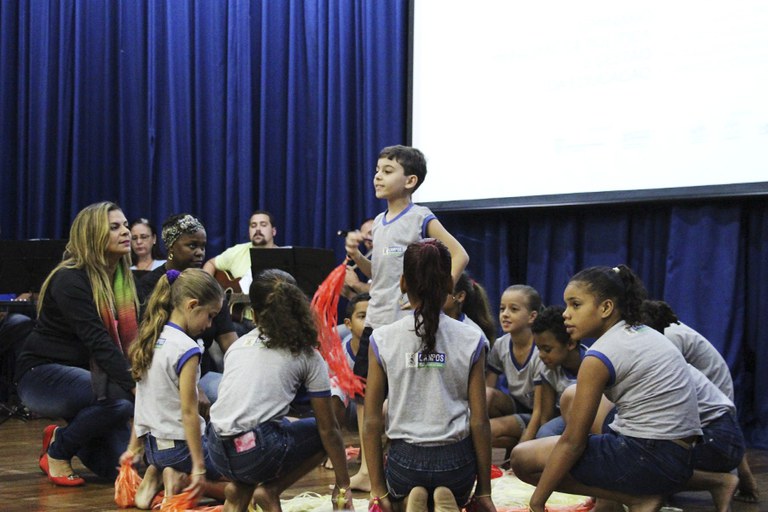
left=123, top=268, right=226, bottom=509
left=443, top=271, right=497, bottom=344
left=364, top=239, right=495, bottom=512
left=511, top=265, right=702, bottom=512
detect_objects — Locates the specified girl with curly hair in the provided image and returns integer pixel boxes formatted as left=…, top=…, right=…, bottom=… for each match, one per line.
left=206, top=269, right=352, bottom=512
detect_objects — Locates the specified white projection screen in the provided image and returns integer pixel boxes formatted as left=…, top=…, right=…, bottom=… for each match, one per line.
left=410, top=1, right=768, bottom=209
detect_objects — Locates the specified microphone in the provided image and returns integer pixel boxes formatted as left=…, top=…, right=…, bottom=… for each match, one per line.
left=338, top=229, right=358, bottom=267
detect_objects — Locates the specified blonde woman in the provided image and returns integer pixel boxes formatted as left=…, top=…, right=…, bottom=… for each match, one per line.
left=17, top=201, right=139, bottom=485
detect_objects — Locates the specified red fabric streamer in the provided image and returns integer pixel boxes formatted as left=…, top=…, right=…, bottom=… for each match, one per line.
left=160, top=490, right=201, bottom=511
left=152, top=491, right=165, bottom=509
left=490, top=465, right=504, bottom=479
left=311, top=262, right=366, bottom=399
left=114, top=461, right=142, bottom=508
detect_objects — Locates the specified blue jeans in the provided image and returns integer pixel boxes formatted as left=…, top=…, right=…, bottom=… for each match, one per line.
left=535, top=416, right=566, bottom=438
left=207, top=417, right=324, bottom=485
left=385, top=436, right=477, bottom=507
left=570, top=429, right=693, bottom=495
left=693, top=412, right=745, bottom=472
left=199, top=371, right=222, bottom=404
left=144, top=434, right=222, bottom=479
left=17, top=364, right=133, bottom=479
left=0, top=313, right=33, bottom=402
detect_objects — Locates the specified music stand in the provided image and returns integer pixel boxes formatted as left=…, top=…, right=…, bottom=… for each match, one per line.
left=250, top=247, right=337, bottom=297
left=0, top=240, right=68, bottom=295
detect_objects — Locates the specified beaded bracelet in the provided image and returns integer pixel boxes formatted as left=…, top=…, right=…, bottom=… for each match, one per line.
left=336, top=487, right=348, bottom=508
left=370, top=492, right=389, bottom=500
left=191, top=468, right=207, bottom=476
left=474, top=494, right=492, bottom=498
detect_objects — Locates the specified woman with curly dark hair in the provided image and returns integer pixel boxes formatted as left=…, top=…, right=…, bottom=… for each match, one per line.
left=206, top=269, right=351, bottom=512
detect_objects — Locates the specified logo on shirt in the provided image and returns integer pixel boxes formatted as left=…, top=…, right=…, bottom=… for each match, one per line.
left=405, top=352, right=446, bottom=369
left=383, top=246, right=405, bottom=255
left=154, top=338, right=166, bottom=349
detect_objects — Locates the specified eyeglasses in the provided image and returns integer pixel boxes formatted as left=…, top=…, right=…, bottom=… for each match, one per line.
left=131, top=235, right=152, bottom=241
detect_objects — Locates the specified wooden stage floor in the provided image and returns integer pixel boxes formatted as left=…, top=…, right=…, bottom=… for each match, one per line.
left=1, top=416, right=766, bottom=511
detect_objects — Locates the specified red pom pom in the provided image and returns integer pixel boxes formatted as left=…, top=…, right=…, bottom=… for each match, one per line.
left=114, top=461, right=142, bottom=508
left=311, top=262, right=366, bottom=398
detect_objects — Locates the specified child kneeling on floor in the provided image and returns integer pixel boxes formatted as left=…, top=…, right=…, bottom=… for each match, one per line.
left=363, top=239, right=495, bottom=512
left=206, top=269, right=352, bottom=512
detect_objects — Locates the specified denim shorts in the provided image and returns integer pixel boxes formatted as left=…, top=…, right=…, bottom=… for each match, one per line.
left=385, top=436, right=477, bottom=507
left=693, top=412, right=745, bottom=472
left=601, top=406, right=617, bottom=433
left=144, top=433, right=222, bottom=480
left=207, top=417, right=323, bottom=485
left=535, top=415, right=566, bottom=438
left=570, top=429, right=693, bottom=495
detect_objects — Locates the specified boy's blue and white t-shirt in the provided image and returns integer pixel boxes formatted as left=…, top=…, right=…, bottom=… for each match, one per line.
left=487, top=333, right=542, bottom=411
left=536, top=344, right=586, bottom=407
left=366, top=203, right=436, bottom=329
left=330, top=333, right=358, bottom=404
left=371, top=312, right=487, bottom=445
left=134, top=323, right=203, bottom=440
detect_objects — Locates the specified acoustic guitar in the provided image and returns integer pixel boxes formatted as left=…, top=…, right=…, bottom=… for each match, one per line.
left=214, top=270, right=251, bottom=322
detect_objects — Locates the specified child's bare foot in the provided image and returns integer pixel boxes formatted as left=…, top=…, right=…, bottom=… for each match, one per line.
left=406, top=486, right=429, bottom=512
left=593, top=498, right=626, bottom=512
left=162, top=466, right=188, bottom=500
left=252, top=483, right=282, bottom=512
left=433, top=487, right=460, bottom=512
left=734, top=455, right=759, bottom=503
left=223, top=481, right=256, bottom=512
left=348, top=470, right=371, bottom=492
left=624, top=494, right=664, bottom=512
left=135, top=465, right=163, bottom=509
left=331, top=470, right=371, bottom=491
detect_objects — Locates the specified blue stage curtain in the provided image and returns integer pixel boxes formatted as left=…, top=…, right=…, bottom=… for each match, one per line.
left=440, top=199, right=768, bottom=448
left=1, top=1, right=766, bottom=448
left=0, top=0, right=405, bottom=257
